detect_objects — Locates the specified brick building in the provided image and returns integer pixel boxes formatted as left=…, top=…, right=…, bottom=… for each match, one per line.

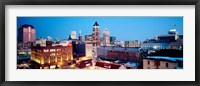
left=31, top=44, right=73, bottom=69
left=143, top=56, right=183, bottom=69
left=97, top=46, right=141, bottom=62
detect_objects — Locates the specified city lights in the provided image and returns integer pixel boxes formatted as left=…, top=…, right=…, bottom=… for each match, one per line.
left=17, top=17, right=183, bottom=69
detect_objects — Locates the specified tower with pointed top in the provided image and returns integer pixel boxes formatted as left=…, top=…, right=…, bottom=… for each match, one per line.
left=92, top=21, right=100, bottom=45
left=92, top=21, right=100, bottom=54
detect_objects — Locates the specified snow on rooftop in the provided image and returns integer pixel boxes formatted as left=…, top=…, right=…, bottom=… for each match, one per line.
left=125, top=62, right=138, bottom=67
left=176, top=67, right=183, bottom=69
left=146, top=56, right=183, bottom=62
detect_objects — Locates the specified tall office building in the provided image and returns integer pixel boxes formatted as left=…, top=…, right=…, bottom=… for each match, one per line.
left=92, top=21, right=100, bottom=46
left=70, top=31, right=77, bottom=39
left=102, top=28, right=110, bottom=46
left=92, top=21, right=100, bottom=55
left=18, top=24, right=36, bottom=43
left=17, top=24, right=36, bottom=60
left=78, top=30, right=83, bottom=42
left=110, top=36, right=116, bottom=45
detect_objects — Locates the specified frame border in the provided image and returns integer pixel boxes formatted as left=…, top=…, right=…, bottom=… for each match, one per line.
left=0, top=0, right=199, bottom=86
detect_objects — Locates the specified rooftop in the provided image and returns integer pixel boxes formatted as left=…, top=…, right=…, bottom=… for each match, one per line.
left=20, top=24, right=35, bottom=29
left=145, top=56, right=183, bottom=62
left=98, top=46, right=140, bottom=52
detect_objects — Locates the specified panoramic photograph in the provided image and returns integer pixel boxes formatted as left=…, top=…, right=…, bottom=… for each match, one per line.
left=17, top=17, right=183, bottom=69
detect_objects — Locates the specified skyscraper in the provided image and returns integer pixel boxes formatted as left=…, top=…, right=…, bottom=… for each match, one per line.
left=18, top=24, right=36, bottom=43
left=110, top=36, right=116, bottom=45
left=70, top=31, right=76, bottom=39
left=92, top=21, right=100, bottom=46
left=102, top=28, right=110, bottom=46
left=78, top=30, right=83, bottom=42
left=92, top=21, right=100, bottom=55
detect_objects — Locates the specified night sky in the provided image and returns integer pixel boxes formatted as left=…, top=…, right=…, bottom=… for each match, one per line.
left=17, top=17, right=183, bottom=41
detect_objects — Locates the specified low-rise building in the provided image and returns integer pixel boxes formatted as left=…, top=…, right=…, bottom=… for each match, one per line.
left=31, top=44, right=73, bottom=69
left=17, top=48, right=31, bottom=60
left=36, top=38, right=47, bottom=46
left=141, top=43, right=169, bottom=50
left=143, top=56, right=183, bottom=69
left=114, top=40, right=125, bottom=47
left=97, top=46, right=141, bottom=62
left=125, top=40, right=141, bottom=47
left=85, top=43, right=93, bottom=57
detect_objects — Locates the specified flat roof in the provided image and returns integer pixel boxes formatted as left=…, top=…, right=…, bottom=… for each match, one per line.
left=145, top=56, right=183, bottom=62
left=98, top=46, right=140, bottom=52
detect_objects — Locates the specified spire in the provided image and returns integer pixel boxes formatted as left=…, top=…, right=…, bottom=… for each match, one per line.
left=68, top=35, right=72, bottom=40
left=93, top=21, right=99, bottom=26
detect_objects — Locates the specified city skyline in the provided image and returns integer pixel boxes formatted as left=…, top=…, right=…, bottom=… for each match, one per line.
left=17, top=17, right=183, bottom=41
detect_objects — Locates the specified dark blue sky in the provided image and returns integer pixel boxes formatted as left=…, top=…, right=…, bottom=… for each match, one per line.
left=17, top=17, right=183, bottom=41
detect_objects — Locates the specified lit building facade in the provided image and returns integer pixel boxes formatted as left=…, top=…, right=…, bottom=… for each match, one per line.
left=84, top=22, right=101, bottom=57
left=36, top=38, right=47, bottom=47
left=85, top=43, right=93, bottom=57
left=156, top=29, right=179, bottom=43
left=17, top=24, right=36, bottom=60
left=92, top=21, right=101, bottom=46
left=102, top=28, right=110, bottom=46
left=17, top=49, right=31, bottom=60
left=141, top=43, right=169, bottom=50
left=85, top=35, right=93, bottom=42
left=17, top=42, right=35, bottom=49
left=31, top=44, right=73, bottom=69
left=92, top=22, right=101, bottom=55
left=141, top=29, right=183, bottom=50
left=53, top=40, right=72, bottom=46
left=70, top=31, right=77, bottom=39
left=169, top=35, right=183, bottom=50
left=125, top=40, right=141, bottom=47
left=114, top=40, right=125, bottom=47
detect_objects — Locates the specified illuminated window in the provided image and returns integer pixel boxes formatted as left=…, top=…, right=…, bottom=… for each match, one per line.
left=44, top=49, right=49, bottom=52
left=57, top=49, right=61, bottom=51
left=50, top=53, right=55, bottom=56
left=50, top=49, right=55, bottom=52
